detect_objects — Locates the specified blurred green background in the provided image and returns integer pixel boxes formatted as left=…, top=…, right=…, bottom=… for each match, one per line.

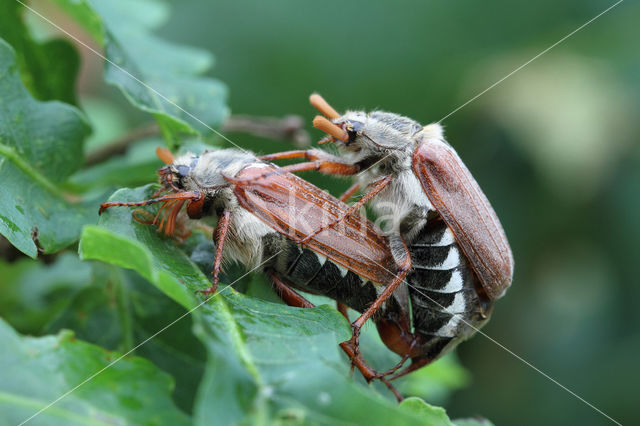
left=26, top=0, right=640, bottom=424
left=156, top=1, right=638, bottom=424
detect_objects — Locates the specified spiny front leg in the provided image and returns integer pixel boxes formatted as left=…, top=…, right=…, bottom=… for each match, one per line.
left=343, top=235, right=412, bottom=368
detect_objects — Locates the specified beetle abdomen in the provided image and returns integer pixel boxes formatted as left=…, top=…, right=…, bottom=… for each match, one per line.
left=407, top=217, right=493, bottom=345
left=267, top=235, right=380, bottom=313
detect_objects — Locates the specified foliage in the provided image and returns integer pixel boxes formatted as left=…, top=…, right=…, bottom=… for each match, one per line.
left=0, top=39, right=94, bottom=258
left=0, top=1, right=79, bottom=105
left=0, top=1, right=475, bottom=425
left=0, top=317, right=190, bottom=426
left=53, top=0, right=229, bottom=146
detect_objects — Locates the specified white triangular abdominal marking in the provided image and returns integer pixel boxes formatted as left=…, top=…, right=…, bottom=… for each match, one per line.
left=433, top=270, right=464, bottom=293
left=336, top=264, right=349, bottom=278
left=431, top=247, right=460, bottom=270
left=434, top=228, right=455, bottom=246
left=442, top=292, right=467, bottom=314
left=314, top=252, right=327, bottom=266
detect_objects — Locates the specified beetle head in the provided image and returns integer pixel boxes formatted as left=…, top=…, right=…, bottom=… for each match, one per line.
left=158, top=155, right=200, bottom=192
left=310, top=94, right=420, bottom=157
left=161, top=149, right=256, bottom=195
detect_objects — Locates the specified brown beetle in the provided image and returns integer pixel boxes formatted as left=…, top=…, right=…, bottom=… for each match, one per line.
left=260, top=94, right=514, bottom=376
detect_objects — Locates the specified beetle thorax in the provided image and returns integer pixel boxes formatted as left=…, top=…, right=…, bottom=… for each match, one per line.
left=188, top=149, right=256, bottom=190
left=334, top=110, right=420, bottom=166
left=171, top=149, right=274, bottom=268
left=360, top=168, right=435, bottom=241
left=223, top=207, right=273, bottom=268
left=350, top=121, right=447, bottom=240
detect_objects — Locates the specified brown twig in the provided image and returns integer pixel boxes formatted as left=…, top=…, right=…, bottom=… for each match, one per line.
left=222, top=114, right=310, bottom=147
left=84, top=114, right=311, bottom=167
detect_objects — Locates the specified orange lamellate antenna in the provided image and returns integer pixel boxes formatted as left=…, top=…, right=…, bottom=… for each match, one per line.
left=132, top=205, right=191, bottom=241
left=156, top=200, right=175, bottom=233
left=156, top=147, right=175, bottom=165
left=164, top=200, right=187, bottom=235
left=309, top=93, right=341, bottom=119
left=313, top=115, right=348, bottom=142
left=100, top=192, right=203, bottom=236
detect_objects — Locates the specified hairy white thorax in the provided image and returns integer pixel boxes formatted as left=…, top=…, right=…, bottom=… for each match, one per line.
left=341, top=119, right=446, bottom=242
left=223, top=204, right=272, bottom=269
left=174, top=149, right=274, bottom=269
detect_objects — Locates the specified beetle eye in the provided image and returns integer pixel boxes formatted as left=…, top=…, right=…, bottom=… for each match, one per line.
left=176, top=165, right=190, bottom=178
left=168, top=165, right=190, bottom=189
left=345, top=121, right=364, bottom=145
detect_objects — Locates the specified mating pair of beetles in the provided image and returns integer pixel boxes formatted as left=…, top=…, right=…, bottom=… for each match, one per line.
left=100, top=94, right=514, bottom=400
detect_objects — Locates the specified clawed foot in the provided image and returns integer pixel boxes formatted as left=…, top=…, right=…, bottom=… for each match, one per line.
left=339, top=328, right=405, bottom=402
left=197, top=282, right=218, bottom=298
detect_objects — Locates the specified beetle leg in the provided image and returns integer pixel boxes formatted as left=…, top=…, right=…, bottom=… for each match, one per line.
left=131, top=208, right=155, bottom=225
left=390, top=356, right=432, bottom=381
left=259, top=149, right=340, bottom=162
left=259, top=150, right=359, bottom=176
left=269, top=273, right=404, bottom=402
left=151, top=186, right=168, bottom=198
left=297, top=176, right=391, bottom=245
left=336, top=302, right=350, bottom=322
left=131, top=206, right=191, bottom=244
left=374, top=339, right=417, bottom=379
left=172, top=224, right=192, bottom=244
left=268, top=272, right=403, bottom=401
left=258, top=149, right=313, bottom=162
left=268, top=273, right=376, bottom=378
left=253, top=159, right=358, bottom=177
left=338, top=183, right=360, bottom=202
left=198, top=210, right=232, bottom=297
left=346, top=236, right=411, bottom=363
left=278, top=161, right=359, bottom=176
left=269, top=272, right=315, bottom=309
left=225, top=160, right=358, bottom=192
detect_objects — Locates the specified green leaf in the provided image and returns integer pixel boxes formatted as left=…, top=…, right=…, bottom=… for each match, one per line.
left=54, top=0, right=229, bottom=146
left=0, top=1, right=79, bottom=104
left=0, top=150, right=99, bottom=258
left=44, top=264, right=207, bottom=415
left=0, top=252, right=92, bottom=335
left=0, top=39, right=97, bottom=257
left=0, top=318, right=189, bottom=425
left=193, top=296, right=453, bottom=426
left=0, top=38, right=89, bottom=181
left=0, top=247, right=206, bottom=414
left=79, top=185, right=456, bottom=424
left=399, top=397, right=454, bottom=426
left=79, top=186, right=203, bottom=309
left=397, top=353, right=471, bottom=403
